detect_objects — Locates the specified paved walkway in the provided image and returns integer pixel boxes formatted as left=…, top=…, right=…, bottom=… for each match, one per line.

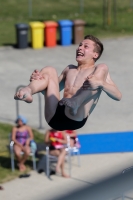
left=1, top=153, right=133, bottom=200
left=0, top=36, right=133, bottom=134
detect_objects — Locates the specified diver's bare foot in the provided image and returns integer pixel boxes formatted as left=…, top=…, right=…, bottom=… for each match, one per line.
left=59, top=98, right=79, bottom=116
left=14, top=87, right=33, bottom=103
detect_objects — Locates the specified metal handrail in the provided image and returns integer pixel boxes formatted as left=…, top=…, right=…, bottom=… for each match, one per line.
left=15, top=85, right=43, bottom=129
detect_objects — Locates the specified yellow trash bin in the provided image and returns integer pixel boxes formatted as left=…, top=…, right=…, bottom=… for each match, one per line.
left=30, top=22, right=45, bottom=49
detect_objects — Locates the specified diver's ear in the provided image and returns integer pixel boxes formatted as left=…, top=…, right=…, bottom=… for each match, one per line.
left=93, top=52, right=98, bottom=59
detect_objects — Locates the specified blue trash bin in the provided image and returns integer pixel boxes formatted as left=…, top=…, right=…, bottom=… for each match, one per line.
left=58, top=20, right=73, bottom=46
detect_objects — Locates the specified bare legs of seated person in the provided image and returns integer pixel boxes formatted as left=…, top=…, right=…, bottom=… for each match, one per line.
left=50, top=148, right=69, bottom=178
left=14, top=144, right=31, bottom=171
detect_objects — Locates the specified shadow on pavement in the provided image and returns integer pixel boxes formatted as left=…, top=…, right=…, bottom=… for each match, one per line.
left=54, top=169, right=133, bottom=200
left=0, top=155, right=33, bottom=170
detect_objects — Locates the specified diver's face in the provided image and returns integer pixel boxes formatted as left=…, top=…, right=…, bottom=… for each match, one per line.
left=76, top=39, right=98, bottom=63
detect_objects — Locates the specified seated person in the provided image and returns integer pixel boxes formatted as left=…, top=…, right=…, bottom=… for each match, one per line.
left=45, top=129, right=69, bottom=178
left=65, top=130, right=77, bottom=147
left=11, top=115, right=34, bottom=171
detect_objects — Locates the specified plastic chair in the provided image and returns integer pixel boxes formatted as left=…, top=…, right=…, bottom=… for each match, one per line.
left=45, top=145, right=71, bottom=179
left=65, top=135, right=81, bottom=176
left=45, top=146, right=58, bottom=178
left=9, top=134, right=36, bottom=171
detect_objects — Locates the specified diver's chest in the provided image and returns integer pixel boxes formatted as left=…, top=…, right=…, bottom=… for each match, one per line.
left=67, top=70, right=88, bottom=86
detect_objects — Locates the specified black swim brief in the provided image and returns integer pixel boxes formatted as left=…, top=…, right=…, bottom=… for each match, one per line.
left=48, top=103, right=88, bottom=131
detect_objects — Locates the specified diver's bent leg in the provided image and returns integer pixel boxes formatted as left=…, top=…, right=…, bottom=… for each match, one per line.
left=14, top=66, right=60, bottom=113
left=40, top=67, right=60, bottom=123
left=59, top=89, right=97, bottom=115
left=14, top=66, right=50, bottom=103
left=14, top=75, right=49, bottom=103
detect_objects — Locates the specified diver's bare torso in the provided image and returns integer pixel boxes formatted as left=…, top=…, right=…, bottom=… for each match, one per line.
left=62, top=64, right=102, bottom=121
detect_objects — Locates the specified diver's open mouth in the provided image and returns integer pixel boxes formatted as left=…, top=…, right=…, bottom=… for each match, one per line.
left=77, top=52, right=84, bottom=57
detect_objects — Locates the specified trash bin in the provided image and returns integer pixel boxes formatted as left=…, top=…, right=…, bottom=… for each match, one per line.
left=44, top=21, right=58, bottom=47
left=30, top=22, right=44, bottom=49
left=58, top=20, right=73, bottom=46
left=15, top=23, right=29, bottom=49
left=73, top=19, right=86, bottom=44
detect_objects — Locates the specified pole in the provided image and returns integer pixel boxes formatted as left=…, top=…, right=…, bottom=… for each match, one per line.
left=38, top=93, right=43, bottom=129
left=130, top=0, right=133, bottom=10
left=28, top=0, right=32, bottom=18
left=113, top=0, right=117, bottom=26
left=80, top=0, right=84, bottom=14
left=107, top=0, right=111, bottom=25
left=103, top=0, right=106, bottom=27
left=15, top=85, right=43, bottom=130
left=15, top=85, right=24, bottom=118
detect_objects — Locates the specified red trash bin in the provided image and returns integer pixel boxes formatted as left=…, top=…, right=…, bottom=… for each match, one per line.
left=44, top=21, right=58, bottom=47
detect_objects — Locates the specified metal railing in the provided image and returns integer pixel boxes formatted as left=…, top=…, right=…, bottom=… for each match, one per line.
left=15, top=85, right=43, bottom=129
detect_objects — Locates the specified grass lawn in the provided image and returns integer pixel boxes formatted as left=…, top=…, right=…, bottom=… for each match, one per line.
left=0, top=122, right=44, bottom=184
left=0, top=0, right=133, bottom=46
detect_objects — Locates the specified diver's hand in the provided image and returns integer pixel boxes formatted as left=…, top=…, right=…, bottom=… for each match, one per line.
left=30, top=69, right=43, bottom=82
left=82, top=75, right=103, bottom=90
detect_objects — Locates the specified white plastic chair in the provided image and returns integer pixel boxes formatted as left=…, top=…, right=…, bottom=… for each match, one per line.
left=45, top=146, right=58, bottom=178
left=65, top=135, right=81, bottom=176
left=9, top=134, right=36, bottom=171
left=45, top=144, right=72, bottom=178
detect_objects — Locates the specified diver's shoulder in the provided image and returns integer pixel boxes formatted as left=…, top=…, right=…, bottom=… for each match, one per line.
left=67, top=64, right=77, bottom=69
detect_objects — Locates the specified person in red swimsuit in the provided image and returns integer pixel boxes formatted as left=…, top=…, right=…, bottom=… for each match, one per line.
left=45, top=129, right=69, bottom=178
